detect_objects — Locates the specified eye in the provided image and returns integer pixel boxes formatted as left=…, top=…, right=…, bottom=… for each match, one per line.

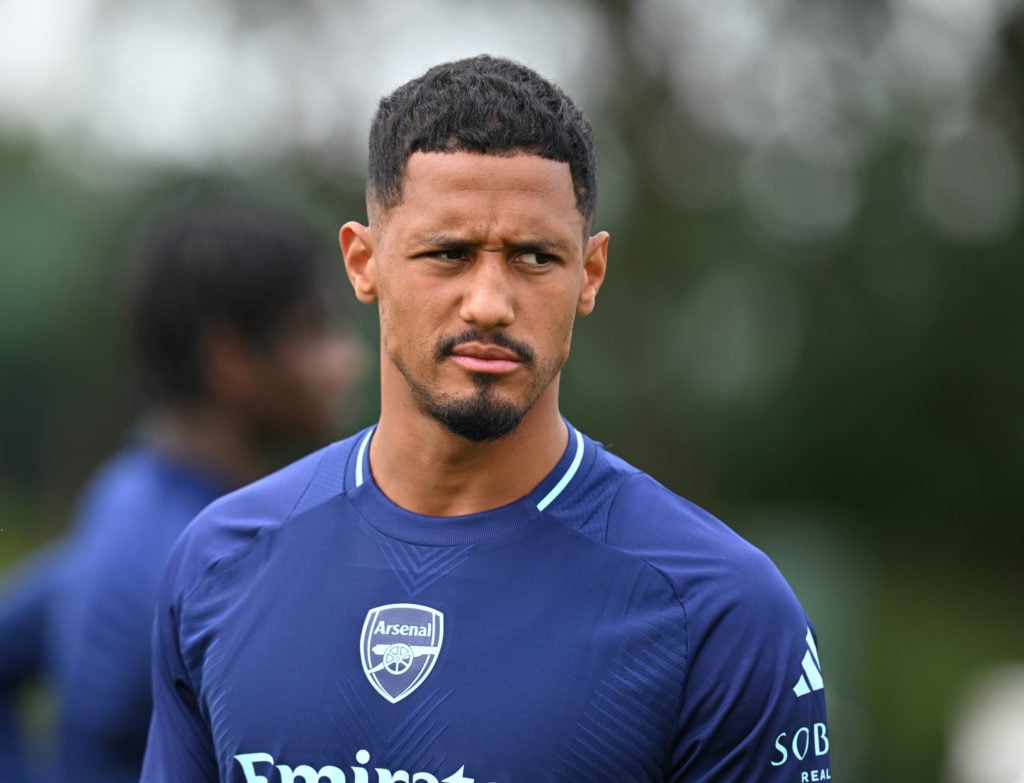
left=518, top=251, right=556, bottom=267
left=424, top=249, right=468, bottom=262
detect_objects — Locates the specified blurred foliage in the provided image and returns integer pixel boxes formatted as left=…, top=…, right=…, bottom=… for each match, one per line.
left=2, top=1, right=1023, bottom=781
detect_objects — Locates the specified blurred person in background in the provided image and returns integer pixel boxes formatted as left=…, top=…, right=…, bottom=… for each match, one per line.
left=0, top=202, right=365, bottom=783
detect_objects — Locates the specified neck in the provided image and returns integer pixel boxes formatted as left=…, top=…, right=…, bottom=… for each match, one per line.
left=137, top=402, right=273, bottom=489
left=369, top=389, right=568, bottom=517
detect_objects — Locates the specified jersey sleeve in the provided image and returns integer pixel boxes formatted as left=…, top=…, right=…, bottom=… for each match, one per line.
left=604, top=473, right=831, bottom=782
left=140, top=538, right=218, bottom=783
left=140, top=444, right=335, bottom=782
left=667, top=548, right=831, bottom=781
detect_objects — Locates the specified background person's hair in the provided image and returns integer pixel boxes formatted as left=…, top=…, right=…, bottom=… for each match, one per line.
left=368, top=55, right=597, bottom=225
left=127, top=203, right=330, bottom=404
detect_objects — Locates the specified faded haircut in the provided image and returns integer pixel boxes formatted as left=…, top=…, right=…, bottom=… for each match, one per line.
left=367, top=55, right=597, bottom=226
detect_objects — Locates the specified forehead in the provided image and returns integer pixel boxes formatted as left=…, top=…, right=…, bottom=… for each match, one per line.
left=381, top=152, right=585, bottom=243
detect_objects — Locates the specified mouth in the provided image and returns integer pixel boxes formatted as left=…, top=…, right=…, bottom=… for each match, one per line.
left=448, top=343, right=523, bottom=374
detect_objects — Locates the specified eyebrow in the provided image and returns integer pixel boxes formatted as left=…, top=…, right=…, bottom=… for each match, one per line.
left=417, top=234, right=574, bottom=255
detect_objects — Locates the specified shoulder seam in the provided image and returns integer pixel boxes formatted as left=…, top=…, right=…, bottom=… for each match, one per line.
left=179, top=448, right=330, bottom=609
left=603, top=470, right=691, bottom=708
left=285, top=447, right=336, bottom=520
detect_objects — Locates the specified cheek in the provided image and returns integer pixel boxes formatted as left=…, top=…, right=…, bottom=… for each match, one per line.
left=376, top=281, right=404, bottom=341
left=379, top=290, right=439, bottom=355
left=378, top=299, right=409, bottom=358
left=547, top=308, right=577, bottom=353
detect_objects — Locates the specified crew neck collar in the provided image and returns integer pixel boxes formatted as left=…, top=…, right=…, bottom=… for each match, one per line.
left=344, top=422, right=591, bottom=546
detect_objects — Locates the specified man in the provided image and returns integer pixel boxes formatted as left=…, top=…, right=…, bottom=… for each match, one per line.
left=0, top=203, right=364, bottom=783
left=142, top=57, right=831, bottom=782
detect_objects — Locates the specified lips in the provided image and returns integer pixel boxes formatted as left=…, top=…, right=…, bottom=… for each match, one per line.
left=451, top=344, right=521, bottom=361
left=449, top=343, right=523, bottom=374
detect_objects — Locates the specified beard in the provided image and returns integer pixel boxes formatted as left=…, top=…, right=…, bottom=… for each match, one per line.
left=419, top=374, right=525, bottom=442
left=393, top=330, right=551, bottom=443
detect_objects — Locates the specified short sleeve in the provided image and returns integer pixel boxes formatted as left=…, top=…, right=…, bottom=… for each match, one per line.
left=140, top=544, right=218, bottom=783
left=667, top=550, right=831, bottom=782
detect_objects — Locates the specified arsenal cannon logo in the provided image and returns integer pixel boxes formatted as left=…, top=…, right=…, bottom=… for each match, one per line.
left=360, top=603, right=444, bottom=703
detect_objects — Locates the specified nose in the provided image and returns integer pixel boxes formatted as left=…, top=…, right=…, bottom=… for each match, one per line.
left=458, top=256, right=515, bottom=329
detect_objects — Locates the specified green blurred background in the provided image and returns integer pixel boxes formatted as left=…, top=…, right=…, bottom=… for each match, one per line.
left=1, top=0, right=1022, bottom=780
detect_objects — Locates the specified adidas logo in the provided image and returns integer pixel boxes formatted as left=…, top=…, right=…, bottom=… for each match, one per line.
left=793, top=627, right=824, bottom=697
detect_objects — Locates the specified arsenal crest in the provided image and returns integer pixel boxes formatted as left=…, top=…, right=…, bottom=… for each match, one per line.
left=360, top=603, right=444, bottom=703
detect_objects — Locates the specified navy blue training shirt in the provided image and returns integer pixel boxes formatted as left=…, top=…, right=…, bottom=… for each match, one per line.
left=143, top=425, right=831, bottom=782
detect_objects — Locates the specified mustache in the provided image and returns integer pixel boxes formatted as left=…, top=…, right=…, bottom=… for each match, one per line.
left=436, top=330, right=535, bottom=364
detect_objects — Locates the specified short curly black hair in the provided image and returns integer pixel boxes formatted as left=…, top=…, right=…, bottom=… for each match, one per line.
left=128, top=203, right=329, bottom=404
left=368, top=55, right=596, bottom=225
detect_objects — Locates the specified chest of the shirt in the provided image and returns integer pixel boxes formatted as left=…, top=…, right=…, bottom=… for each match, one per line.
left=199, top=523, right=686, bottom=782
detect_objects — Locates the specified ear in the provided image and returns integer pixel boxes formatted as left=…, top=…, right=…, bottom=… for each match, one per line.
left=576, top=230, right=609, bottom=316
left=339, top=221, right=379, bottom=304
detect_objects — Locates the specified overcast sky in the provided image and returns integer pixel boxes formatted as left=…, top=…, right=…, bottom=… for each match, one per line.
left=0, top=0, right=610, bottom=170
left=0, top=0, right=1018, bottom=244
left=2, top=0, right=1016, bottom=167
